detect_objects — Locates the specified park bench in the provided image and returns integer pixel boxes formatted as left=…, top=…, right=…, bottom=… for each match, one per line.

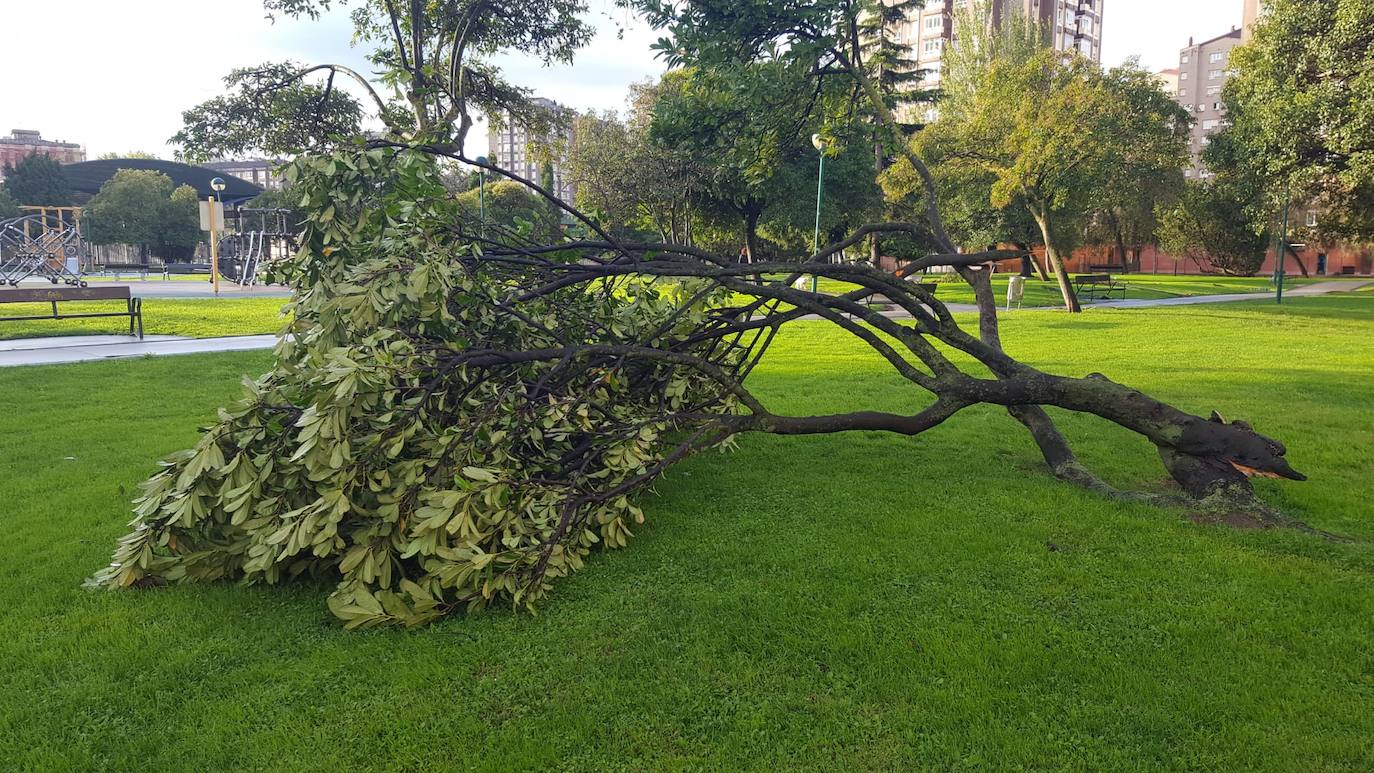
left=163, top=263, right=213, bottom=278
left=100, top=263, right=152, bottom=280
left=1072, top=273, right=1126, bottom=301
left=0, top=285, right=143, bottom=339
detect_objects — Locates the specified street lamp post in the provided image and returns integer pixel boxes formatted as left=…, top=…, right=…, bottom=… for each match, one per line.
left=209, top=177, right=226, bottom=297
left=811, top=134, right=828, bottom=293
left=476, top=156, right=489, bottom=237
left=1273, top=181, right=1291, bottom=305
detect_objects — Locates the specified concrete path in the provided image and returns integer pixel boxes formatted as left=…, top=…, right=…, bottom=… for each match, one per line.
left=0, top=334, right=277, bottom=367
left=1087, top=279, right=1372, bottom=309
left=27, top=279, right=294, bottom=299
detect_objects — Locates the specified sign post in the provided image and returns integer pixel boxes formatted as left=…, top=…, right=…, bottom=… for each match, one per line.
left=199, top=198, right=225, bottom=297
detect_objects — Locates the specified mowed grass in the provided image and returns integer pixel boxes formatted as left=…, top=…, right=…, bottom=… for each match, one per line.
left=0, top=298, right=288, bottom=340
left=1, top=297, right=1372, bottom=770
left=815, top=272, right=1334, bottom=307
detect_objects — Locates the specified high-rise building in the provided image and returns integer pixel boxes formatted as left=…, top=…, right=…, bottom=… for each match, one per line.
left=0, top=129, right=86, bottom=175
left=1156, top=69, right=1181, bottom=98
left=486, top=98, right=576, bottom=203
left=1242, top=0, right=1266, bottom=42
left=1174, top=27, right=1244, bottom=178
left=886, top=0, right=1105, bottom=93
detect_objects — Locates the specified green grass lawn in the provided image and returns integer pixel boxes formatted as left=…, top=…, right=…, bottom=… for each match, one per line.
left=814, top=272, right=1333, bottom=307
left=2, top=296, right=1372, bottom=770
left=0, top=298, right=288, bottom=340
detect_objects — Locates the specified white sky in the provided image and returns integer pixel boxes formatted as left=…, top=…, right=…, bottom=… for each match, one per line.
left=0, top=0, right=1247, bottom=160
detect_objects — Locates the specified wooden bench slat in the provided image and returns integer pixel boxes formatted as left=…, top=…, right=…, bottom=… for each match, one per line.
left=0, top=286, right=132, bottom=303
left=0, top=285, right=143, bottom=338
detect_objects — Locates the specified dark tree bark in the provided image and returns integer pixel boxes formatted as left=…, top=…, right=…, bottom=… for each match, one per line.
left=1028, top=204, right=1083, bottom=312
left=1284, top=244, right=1311, bottom=277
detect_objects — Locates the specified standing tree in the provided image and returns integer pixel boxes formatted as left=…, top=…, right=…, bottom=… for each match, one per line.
left=89, top=0, right=1320, bottom=629
left=648, top=63, right=823, bottom=260
left=1217, top=0, right=1374, bottom=243
left=0, top=187, right=18, bottom=219
left=566, top=84, right=703, bottom=244
left=160, top=184, right=205, bottom=260
left=858, top=0, right=933, bottom=263
left=1157, top=178, right=1271, bottom=276
left=172, top=62, right=365, bottom=162
left=915, top=50, right=1190, bottom=311
left=1, top=153, right=74, bottom=206
left=85, top=170, right=198, bottom=260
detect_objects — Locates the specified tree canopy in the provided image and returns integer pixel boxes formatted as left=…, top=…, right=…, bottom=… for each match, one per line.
left=85, top=170, right=202, bottom=258
left=911, top=50, right=1189, bottom=310
left=172, top=61, right=365, bottom=162
left=1, top=153, right=74, bottom=207
left=1217, top=0, right=1374, bottom=242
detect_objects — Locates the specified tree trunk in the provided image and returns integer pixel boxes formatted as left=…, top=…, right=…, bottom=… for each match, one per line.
left=1109, top=209, right=1129, bottom=274
left=1015, top=241, right=1051, bottom=282
left=744, top=209, right=761, bottom=265
left=870, top=140, right=885, bottom=267
left=1029, top=207, right=1082, bottom=313
left=1285, top=245, right=1310, bottom=277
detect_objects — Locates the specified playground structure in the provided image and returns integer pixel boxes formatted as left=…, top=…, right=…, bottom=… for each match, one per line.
left=215, top=207, right=298, bottom=286
left=0, top=207, right=89, bottom=287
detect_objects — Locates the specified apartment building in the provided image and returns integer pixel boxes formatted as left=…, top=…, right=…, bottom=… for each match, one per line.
left=0, top=129, right=85, bottom=174
left=887, top=0, right=1105, bottom=94
left=1242, top=0, right=1266, bottom=42
left=486, top=98, right=576, bottom=203
left=203, top=159, right=286, bottom=191
left=1157, top=69, right=1181, bottom=97
left=1174, top=28, right=1243, bottom=178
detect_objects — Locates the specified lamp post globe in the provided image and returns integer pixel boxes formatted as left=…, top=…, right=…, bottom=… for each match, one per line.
left=810, top=136, right=828, bottom=292
left=210, top=177, right=226, bottom=193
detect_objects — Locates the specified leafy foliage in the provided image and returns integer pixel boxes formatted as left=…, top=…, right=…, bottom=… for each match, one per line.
left=1158, top=179, right=1270, bottom=276
left=88, top=148, right=743, bottom=628
left=1217, top=0, right=1374, bottom=241
left=0, top=187, right=18, bottom=219
left=172, top=61, right=364, bottom=162
left=1, top=153, right=74, bottom=207
left=909, top=49, right=1190, bottom=308
left=85, top=171, right=201, bottom=258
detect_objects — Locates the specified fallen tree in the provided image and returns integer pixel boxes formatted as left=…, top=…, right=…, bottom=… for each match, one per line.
left=89, top=0, right=1317, bottom=627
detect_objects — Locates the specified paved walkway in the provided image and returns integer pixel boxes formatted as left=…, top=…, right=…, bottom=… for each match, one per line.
left=1087, top=279, right=1371, bottom=309
left=0, top=334, right=277, bottom=367
left=82, top=280, right=293, bottom=299
left=0, top=280, right=1367, bottom=368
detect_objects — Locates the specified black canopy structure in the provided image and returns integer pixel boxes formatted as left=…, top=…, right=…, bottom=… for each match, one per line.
left=64, top=158, right=264, bottom=205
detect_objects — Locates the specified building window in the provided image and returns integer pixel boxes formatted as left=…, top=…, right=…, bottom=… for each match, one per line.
left=923, top=15, right=942, bottom=30
left=1207, top=84, right=1222, bottom=95
left=1209, top=69, right=1223, bottom=79
left=1306, top=212, right=1319, bottom=227
left=1181, top=55, right=1190, bottom=64
left=1202, top=119, right=1220, bottom=130
left=1180, top=72, right=1189, bottom=80
left=1178, top=88, right=1188, bottom=97
left=1210, top=51, right=1225, bottom=63
left=1184, top=169, right=1194, bottom=177
left=922, top=39, right=942, bottom=56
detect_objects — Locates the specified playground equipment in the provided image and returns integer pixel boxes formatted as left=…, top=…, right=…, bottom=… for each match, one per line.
left=0, top=208, right=89, bottom=287
left=216, top=207, right=298, bottom=286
